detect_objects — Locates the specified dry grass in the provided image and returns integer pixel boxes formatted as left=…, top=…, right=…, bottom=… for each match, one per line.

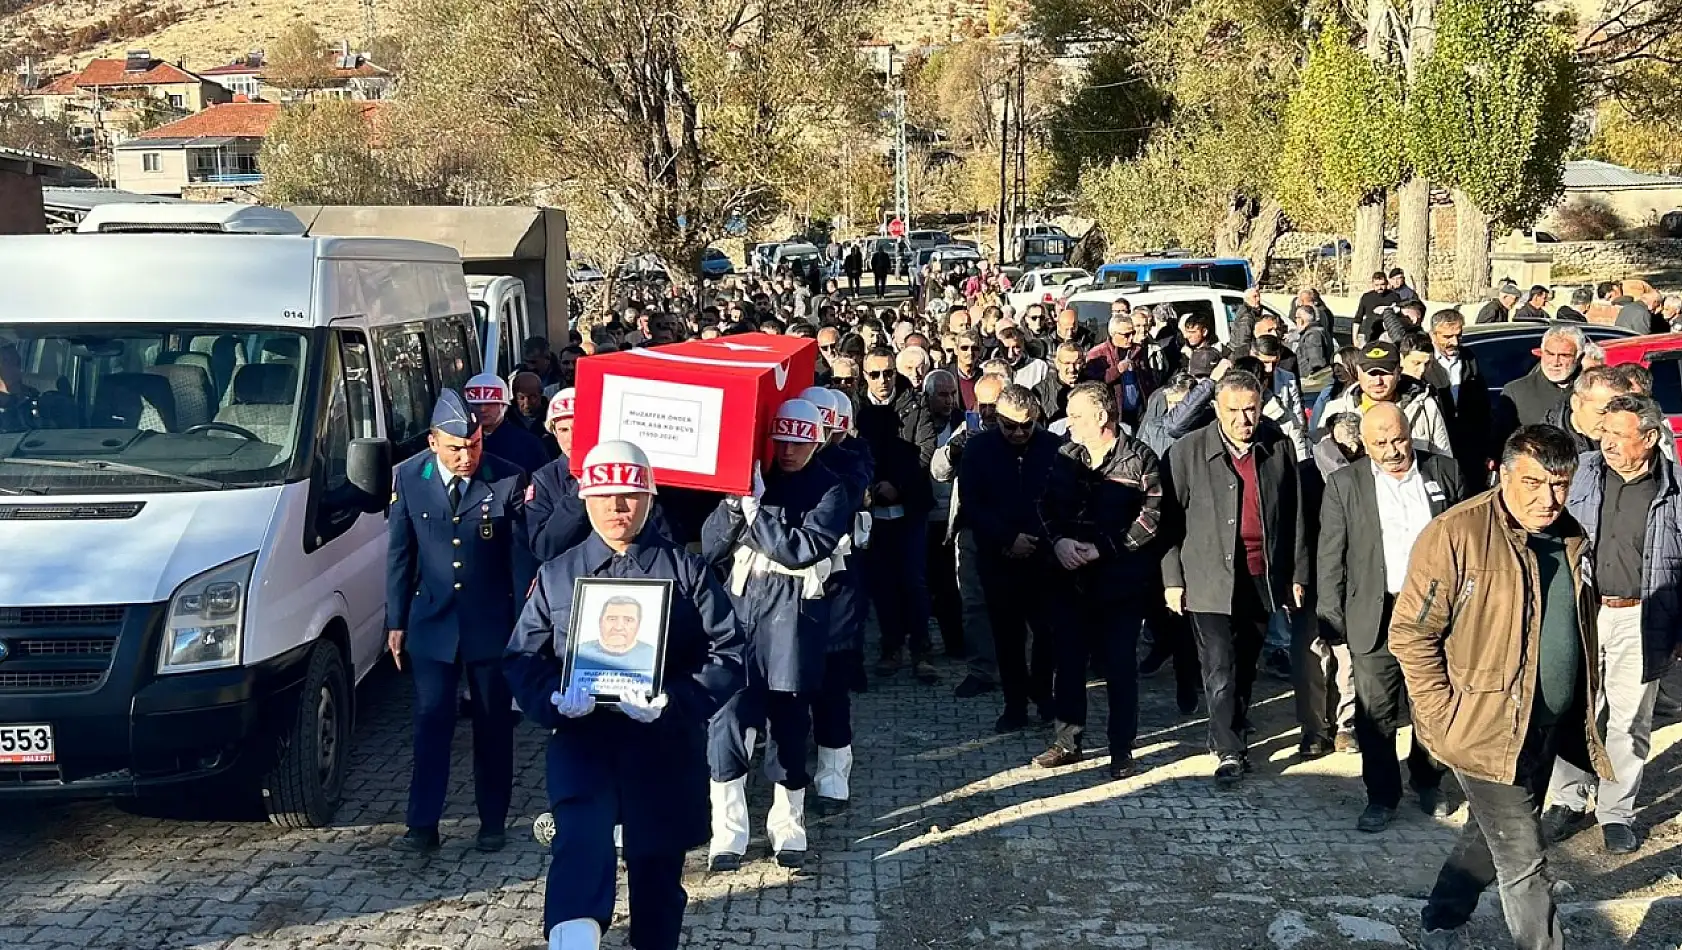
left=2, top=0, right=1023, bottom=79
left=2, top=0, right=365, bottom=72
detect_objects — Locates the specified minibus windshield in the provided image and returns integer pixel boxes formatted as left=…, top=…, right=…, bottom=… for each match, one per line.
left=0, top=325, right=310, bottom=494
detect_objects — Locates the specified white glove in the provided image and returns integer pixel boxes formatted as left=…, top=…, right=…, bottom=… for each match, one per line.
left=741, top=468, right=765, bottom=523
left=751, top=466, right=766, bottom=500
left=617, top=689, right=668, bottom=723
left=550, top=684, right=597, bottom=719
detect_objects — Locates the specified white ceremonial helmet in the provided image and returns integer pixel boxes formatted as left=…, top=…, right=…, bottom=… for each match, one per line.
left=462, top=372, right=510, bottom=405
left=546, top=387, right=577, bottom=423
left=770, top=398, right=825, bottom=444
left=577, top=440, right=658, bottom=497
left=797, top=386, right=840, bottom=432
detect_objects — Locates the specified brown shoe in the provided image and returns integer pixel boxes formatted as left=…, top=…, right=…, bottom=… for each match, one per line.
left=1032, top=744, right=1082, bottom=769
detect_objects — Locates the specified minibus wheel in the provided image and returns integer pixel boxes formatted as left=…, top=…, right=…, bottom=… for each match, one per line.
left=261, top=642, right=351, bottom=828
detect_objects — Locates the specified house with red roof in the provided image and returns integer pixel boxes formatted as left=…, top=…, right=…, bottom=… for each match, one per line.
left=199, top=42, right=393, bottom=104
left=20, top=51, right=235, bottom=157
left=112, top=102, right=280, bottom=196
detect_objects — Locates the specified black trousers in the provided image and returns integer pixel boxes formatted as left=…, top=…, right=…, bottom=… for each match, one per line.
left=1142, top=573, right=1202, bottom=695
left=1052, top=592, right=1141, bottom=757
left=1189, top=573, right=1270, bottom=757
left=707, top=686, right=810, bottom=788
left=868, top=516, right=931, bottom=659
left=927, top=523, right=964, bottom=656
left=811, top=651, right=856, bottom=749
left=1351, top=597, right=1445, bottom=808
left=979, top=554, right=1055, bottom=715
left=847, top=274, right=861, bottom=294
left=873, top=274, right=887, bottom=296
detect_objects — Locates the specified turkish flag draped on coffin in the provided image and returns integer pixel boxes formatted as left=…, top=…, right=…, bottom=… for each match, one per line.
left=570, top=334, right=818, bottom=495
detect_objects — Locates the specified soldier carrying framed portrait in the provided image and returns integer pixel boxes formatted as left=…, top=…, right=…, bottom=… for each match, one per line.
left=561, top=576, right=673, bottom=702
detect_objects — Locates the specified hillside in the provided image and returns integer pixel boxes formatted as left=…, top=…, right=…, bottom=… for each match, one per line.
left=2, top=0, right=366, bottom=73
left=0, top=0, right=1006, bottom=78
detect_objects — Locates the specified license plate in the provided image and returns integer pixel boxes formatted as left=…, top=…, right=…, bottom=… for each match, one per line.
left=0, top=724, right=55, bottom=764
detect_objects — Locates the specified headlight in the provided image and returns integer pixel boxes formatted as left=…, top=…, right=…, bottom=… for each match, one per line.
left=158, top=554, right=255, bottom=674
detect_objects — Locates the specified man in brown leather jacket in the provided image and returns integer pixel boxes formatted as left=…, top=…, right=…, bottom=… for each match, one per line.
left=1390, top=425, right=1612, bottom=950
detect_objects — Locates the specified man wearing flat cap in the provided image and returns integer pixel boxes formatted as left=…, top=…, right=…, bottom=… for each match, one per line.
left=386, top=389, right=538, bottom=854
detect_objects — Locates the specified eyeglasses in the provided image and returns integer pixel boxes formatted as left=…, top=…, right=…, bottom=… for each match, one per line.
left=955, top=344, right=977, bottom=352
left=865, top=369, right=894, bottom=379
left=998, top=416, right=1033, bottom=433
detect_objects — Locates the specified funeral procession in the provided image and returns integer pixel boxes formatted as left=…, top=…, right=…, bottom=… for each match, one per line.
left=6, top=2, right=1682, bottom=948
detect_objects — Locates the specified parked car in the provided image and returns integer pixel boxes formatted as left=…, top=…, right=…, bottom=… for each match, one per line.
left=1005, top=267, right=1091, bottom=314
left=701, top=246, right=735, bottom=278
left=1459, top=321, right=1640, bottom=399
left=568, top=259, right=606, bottom=284
left=1064, top=285, right=1281, bottom=345
left=925, top=244, right=983, bottom=274
left=1095, top=257, right=1253, bottom=291
left=906, top=229, right=953, bottom=254
left=1597, top=332, right=1682, bottom=441
left=771, top=242, right=823, bottom=275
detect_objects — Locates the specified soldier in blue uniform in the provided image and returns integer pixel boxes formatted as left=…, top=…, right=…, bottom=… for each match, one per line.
left=465, top=371, right=553, bottom=475
left=801, top=386, right=874, bottom=814
left=528, top=388, right=679, bottom=561
left=702, top=398, right=852, bottom=869
left=386, top=389, right=537, bottom=853
left=505, top=441, right=746, bottom=950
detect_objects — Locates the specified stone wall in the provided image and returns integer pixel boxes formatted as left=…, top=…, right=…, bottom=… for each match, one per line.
left=1548, top=239, right=1682, bottom=281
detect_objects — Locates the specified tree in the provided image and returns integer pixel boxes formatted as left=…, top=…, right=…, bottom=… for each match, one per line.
left=265, top=23, right=335, bottom=99
left=1585, top=98, right=1682, bottom=175
left=1410, top=0, right=1578, bottom=297
left=396, top=0, right=879, bottom=277
left=1044, top=44, right=1164, bottom=189
left=1274, top=23, right=1407, bottom=238
left=259, top=100, right=393, bottom=204
left=0, top=98, right=79, bottom=162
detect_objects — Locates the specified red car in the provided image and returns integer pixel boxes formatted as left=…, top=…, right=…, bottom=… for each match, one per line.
left=1599, top=332, right=1682, bottom=440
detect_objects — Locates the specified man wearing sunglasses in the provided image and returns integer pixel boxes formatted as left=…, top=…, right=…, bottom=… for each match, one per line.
left=945, top=329, right=985, bottom=410
left=958, top=383, right=1062, bottom=732
left=1317, top=341, right=1452, bottom=458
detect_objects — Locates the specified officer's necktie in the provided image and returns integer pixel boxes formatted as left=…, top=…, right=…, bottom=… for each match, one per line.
left=447, top=478, right=462, bottom=510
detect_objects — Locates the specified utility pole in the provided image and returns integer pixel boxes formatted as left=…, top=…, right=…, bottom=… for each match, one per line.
left=893, top=86, right=910, bottom=249
left=996, top=96, right=1009, bottom=260
left=1011, top=45, right=1027, bottom=237
left=362, top=0, right=377, bottom=48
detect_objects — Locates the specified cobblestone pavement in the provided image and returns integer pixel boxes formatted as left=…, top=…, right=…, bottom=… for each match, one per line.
left=3, top=651, right=1681, bottom=950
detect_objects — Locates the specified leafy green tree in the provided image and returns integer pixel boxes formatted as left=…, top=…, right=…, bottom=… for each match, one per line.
left=1045, top=45, right=1165, bottom=190
left=1410, top=0, right=1578, bottom=296
left=1275, top=23, right=1406, bottom=232
left=259, top=100, right=394, bottom=205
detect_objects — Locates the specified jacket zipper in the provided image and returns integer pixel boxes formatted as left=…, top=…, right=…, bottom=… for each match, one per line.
left=1415, top=579, right=1439, bottom=625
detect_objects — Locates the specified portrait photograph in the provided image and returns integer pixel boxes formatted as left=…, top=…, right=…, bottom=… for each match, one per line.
left=562, top=577, right=674, bottom=701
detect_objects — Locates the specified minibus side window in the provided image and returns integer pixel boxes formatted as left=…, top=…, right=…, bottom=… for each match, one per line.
left=428, top=317, right=474, bottom=393
left=374, top=323, right=437, bottom=459
left=309, top=330, right=380, bottom=550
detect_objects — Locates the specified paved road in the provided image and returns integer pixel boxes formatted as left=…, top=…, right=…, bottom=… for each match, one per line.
left=3, top=650, right=1680, bottom=950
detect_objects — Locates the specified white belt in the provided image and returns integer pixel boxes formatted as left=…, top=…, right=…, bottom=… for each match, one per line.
left=853, top=511, right=873, bottom=548
left=728, top=543, right=832, bottom=600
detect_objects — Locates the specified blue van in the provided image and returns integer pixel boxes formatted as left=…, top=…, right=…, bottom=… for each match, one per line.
left=1095, top=257, right=1253, bottom=290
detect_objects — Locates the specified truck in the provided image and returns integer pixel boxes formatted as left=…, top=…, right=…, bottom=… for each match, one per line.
left=288, top=205, right=571, bottom=346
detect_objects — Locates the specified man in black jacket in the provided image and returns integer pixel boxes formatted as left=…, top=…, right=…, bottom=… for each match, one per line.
left=1036, top=382, right=1166, bottom=778
left=1318, top=404, right=1461, bottom=833
left=1474, top=280, right=1521, bottom=324
left=858, top=397, right=938, bottom=682
left=859, top=347, right=937, bottom=468
left=1420, top=309, right=1493, bottom=490
left=1032, top=341, right=1084, bottom=423
left=959, top=383, right=1062, bottom=732
left=1493, top=324, right=1584, bottom=449
left=1164, top=371, right=1309, bottom=783
left=1354, top=272, right=1399, bottom=339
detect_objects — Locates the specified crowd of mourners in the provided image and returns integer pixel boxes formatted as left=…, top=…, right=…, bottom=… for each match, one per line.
left=418, top=252, right=1682, bottom=950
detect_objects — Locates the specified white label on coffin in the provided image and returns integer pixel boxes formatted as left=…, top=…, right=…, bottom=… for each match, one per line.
left=599, top=375, right=724, bottom=475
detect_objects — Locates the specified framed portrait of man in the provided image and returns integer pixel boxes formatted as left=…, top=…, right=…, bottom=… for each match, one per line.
left=562, top=577, right=673, bottom=701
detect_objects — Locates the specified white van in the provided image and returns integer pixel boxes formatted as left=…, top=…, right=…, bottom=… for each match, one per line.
left=0, top=204, right=480, bottom=826
left=467, top=274, right=532, bottom=379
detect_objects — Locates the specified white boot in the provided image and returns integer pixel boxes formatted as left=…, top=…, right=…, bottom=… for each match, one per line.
left=708, top=777, right=749, bottom=869
left=767, top=784, right=807, bottom=866
left=814, top=745, right=853, bottom=802
left=548, top=918, right=602, bottom=950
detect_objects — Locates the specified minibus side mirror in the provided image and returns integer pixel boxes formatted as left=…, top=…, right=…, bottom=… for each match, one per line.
left=347, top=438, right=392, bottom=513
